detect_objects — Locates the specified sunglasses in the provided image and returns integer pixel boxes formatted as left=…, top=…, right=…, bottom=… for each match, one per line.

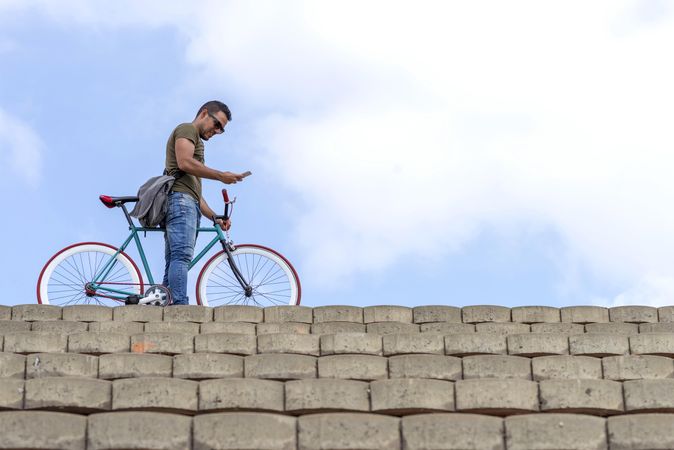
left=208, top=112, right=225, bottom=133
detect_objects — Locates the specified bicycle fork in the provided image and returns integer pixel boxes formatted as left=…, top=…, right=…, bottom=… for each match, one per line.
left=221, top=240, right=254, bottom=297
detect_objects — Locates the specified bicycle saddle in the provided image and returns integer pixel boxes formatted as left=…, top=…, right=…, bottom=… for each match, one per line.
left=99, top=195, right=139, bottom=208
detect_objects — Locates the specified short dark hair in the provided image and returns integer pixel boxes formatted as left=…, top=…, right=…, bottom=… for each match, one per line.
left=196, top=100, right=232, bottom=121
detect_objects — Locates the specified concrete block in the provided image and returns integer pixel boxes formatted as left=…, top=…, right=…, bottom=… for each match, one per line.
left=4, top=332, right=67, bottom=354
left=88, top=411, right=191, bottom=450
left=366, top=322, right=420, bottom=335
left=313, top=305, right=363, bottom=323
left=585, top=322, right=639, bottom=335
left=455, top=379, right=539, bottom=415
left=213, top=305, right=263, bottom=323
left=112, top=377, right=198, bottom=413
left=62, top=305, right=111, bottom=322
left=200, top=378, right=284, bottom=412
left=0, top=411, right=86, bottom=450
left=298, top=413, right=400, bottom=450
left=113, top=305, right=163, bottom=322
left=608, top=413, right=674, bottom=450
left=511, top=306, right=560, bottom=323
left=641, top=322, right=674, bottom=333
left=98, top=353, right=172, bottom=379
left=144, top=321, right=200, bottom=334
left=630, top=333, right=674, bottom=356
left=462, top=305, right=510, bottom=323
left=0, top=305, right=9, bottom=320
left=285, top=378, right=369, bottom=413
left=245, top=354, right=317, bottom=380
left=505, top=413, right=607, bottom=450
left=657, top=306, right=674, bottom=322
left=413, top=305, right=461, bottom=324
left=0, top=353, right=26, bottom=378
left=257, top=322, right=311, bottom=335
left=476, top=322, right=530, bottom=336
left=507, top=333, right=569, bottom=356
left=12, top=304, right=62, bottom=321
left=539, top=379, right=623, bottom=415
left=320, top=333, right=382, bottom=356
left=371, top=378, right=454, bottom=414
left=200, top=321, right=256, bottom=335
left=531, top=322, right=584, bottom=334
left=30, top=320, right=88, bottom=334
left=27, top=353, right=98, bottom=378
left=445, top=333, right=507, bottom=356
left=258, top=333, right=320, bottom=356
left=569, top=333, right=629, bottom=356
left=383, top=333, right=444, bottom=355
left=561, top=306, right=609, bottom=324
left=88, top=320, right=144, bottom=334
left=0, top=379, right=24, bottom=409
left=173, top=353, right=243, bottom=380
left=318, top=355, right=388, bottom=380
left=610, top=305, right=658, bottom=323
left=194, top=333, right=256, bottom=355
left=311, top=322, right=366, bottom=335
left=420, top=322, right=475, bottom=334
left=0, top=320, right=31, bottom=334
left=67, top=332, right=130, bottom=355
left=24, top=377, right=111, bottom=412
left=402, top=413, right=505, bottom=450
left=462, top=355, right=532, bottom=380
left=163, top=305, right=213, bottom=322
left=264, top=305, right=313, bottom=323
left=364, top=305, right=413, bottom=323
left=194, top=412, right=296, bottom=450
left=532, top=355, right=602, bottom=381
left=388, top=354, right=462, bottom=381
left=624, top=379, right=674, bottom=412
left=130, top=332, right=194, bottom=355
left=603, top=355, right=674, bottom=381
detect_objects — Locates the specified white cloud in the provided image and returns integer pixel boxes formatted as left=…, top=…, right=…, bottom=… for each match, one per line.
left=599, top=274, right=674, bottom=307
left=3, top=0, right=674, bottom=303
left=0, top=108, right=43, bottom=188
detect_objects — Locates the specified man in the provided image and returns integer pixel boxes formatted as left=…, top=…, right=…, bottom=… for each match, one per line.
left=163, top=100, right=245, bottom=305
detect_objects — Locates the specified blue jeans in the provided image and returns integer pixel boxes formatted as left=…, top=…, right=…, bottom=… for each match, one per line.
left=163, top=191, right=200, bottom=305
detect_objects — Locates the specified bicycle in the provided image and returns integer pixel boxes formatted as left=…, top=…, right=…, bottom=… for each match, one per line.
left=36, top=189, right=301, bottom=307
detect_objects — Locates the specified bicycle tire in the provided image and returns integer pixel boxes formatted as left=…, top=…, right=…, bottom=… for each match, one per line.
left=196, top=244, right=301, bottom=307
left=36, top=242, right=143, bottom=306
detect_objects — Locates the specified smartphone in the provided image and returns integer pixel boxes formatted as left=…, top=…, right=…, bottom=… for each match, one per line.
left=242, top=171, right=252, bottom=178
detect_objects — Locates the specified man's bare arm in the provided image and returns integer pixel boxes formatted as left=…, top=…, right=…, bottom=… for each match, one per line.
left=175, top=137, right=243, bottom=184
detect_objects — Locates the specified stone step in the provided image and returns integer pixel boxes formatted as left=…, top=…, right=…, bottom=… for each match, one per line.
left=7, top=350, right=674, bottom=382
left=7, top=376, right=674, bottom=417
left=2, top=410, right=674, bottom=450
left=8, top=304, right=674, bottom=326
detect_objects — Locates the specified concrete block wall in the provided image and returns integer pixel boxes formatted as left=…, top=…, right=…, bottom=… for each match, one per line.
left=1, top=304, right=674, bottom=448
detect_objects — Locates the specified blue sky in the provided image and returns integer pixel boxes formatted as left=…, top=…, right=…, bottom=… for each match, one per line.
left=2, top=1, right=673, bottom=308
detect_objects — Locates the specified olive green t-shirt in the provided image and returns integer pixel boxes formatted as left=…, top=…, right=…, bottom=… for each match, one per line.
left=165, top=123, right=204, bottom=201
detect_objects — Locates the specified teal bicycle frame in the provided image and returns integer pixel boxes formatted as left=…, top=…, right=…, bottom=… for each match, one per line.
left=90, top=203, right=234, bottom=300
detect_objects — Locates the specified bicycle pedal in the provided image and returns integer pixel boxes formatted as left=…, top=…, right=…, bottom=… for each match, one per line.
left=124, top=295, right=141, bottom=305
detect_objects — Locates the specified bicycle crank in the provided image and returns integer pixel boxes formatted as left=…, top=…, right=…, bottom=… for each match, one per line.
left=126, top=285, right=172, bottom=306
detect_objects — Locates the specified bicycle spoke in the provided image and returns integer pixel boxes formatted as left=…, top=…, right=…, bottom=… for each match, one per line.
left=41, top=245, right=140, bottom=307
left=199, top=246, right=298, bottom=307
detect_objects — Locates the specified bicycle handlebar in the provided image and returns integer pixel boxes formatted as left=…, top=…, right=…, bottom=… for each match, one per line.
left=222, top=189, right=230, bottom=221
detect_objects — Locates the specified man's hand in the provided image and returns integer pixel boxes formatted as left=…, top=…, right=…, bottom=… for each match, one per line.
left=215, top=218, right=231, bottom=231
left=219, top=171, right=245, bottom=184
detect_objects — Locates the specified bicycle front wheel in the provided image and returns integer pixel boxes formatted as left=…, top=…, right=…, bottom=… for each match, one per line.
left=37, top=242, right=143, bottom=306
left=196, top=244, right=301, bottom=307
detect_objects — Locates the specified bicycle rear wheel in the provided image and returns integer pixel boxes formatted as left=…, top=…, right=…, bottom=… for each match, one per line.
left=196, top=244, right=301, bottom=307
left=37, top=242, right=143, bottom=306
